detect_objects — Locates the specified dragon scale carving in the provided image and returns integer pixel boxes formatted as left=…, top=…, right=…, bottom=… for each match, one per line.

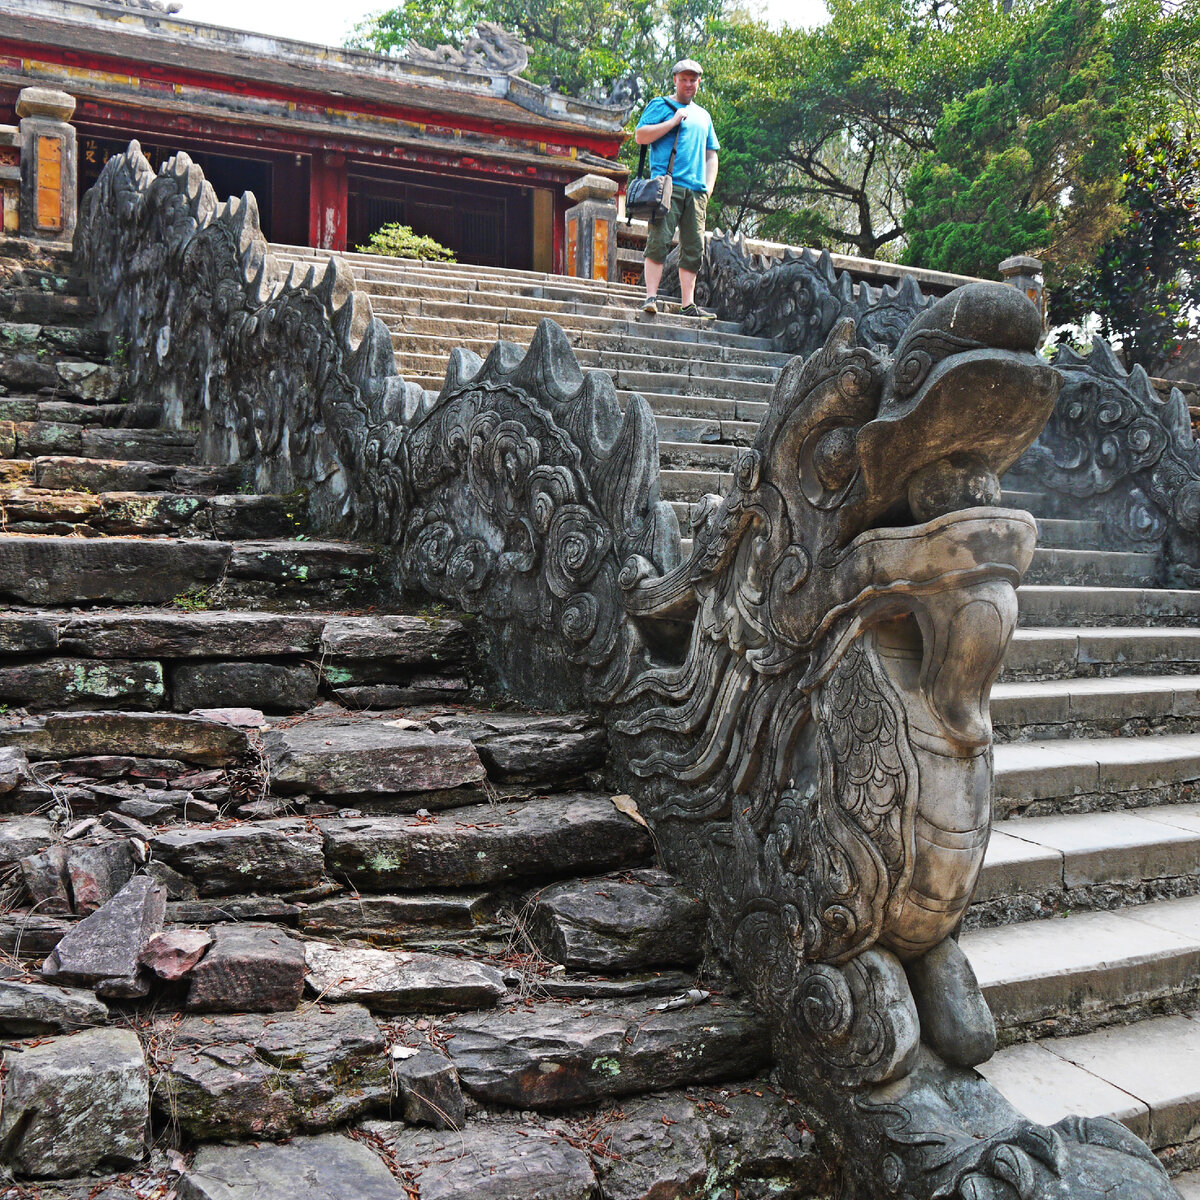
left=76, top=144, right=1181, bottom=1200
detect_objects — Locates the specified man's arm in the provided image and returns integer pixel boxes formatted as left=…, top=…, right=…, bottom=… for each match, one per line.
left=634, top=108, right=686, bottom=145
left=705, top=150, right=719, bottom=193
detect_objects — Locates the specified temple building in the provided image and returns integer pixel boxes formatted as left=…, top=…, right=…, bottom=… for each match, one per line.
left=0, top=0, right=630, bottom=271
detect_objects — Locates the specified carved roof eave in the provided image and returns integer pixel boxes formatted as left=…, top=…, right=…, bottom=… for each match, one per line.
left=1, top=0, right=633, bottom=137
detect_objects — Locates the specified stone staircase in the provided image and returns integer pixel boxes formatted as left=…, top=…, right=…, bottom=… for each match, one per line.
left=2, top=238, right=1200, bottom=1196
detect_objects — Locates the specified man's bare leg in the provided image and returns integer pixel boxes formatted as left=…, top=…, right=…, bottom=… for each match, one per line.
left=645, top=257, right=664, bottom=302
left=680, top=268, right=697, bottom=308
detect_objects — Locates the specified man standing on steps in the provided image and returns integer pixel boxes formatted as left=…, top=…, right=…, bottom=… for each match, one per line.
left=635, top=58, right=719, bottom=319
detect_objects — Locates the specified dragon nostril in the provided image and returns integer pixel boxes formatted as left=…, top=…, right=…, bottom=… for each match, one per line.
left=907, top=456, right=1001, bottom=521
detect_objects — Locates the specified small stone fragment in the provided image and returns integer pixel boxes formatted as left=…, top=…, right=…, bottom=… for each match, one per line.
left=67, top=839, right=136, bottom=914
left=304, top=943, right=506, bottom=1013
left=186, top=923, right=305, bottom=1012
left=178, top=1133, right=404, bottom=1200
left=20, top=844, right=72, bottom=913
left=426, top=712, right=606, bottom=783
left=393, top=1048, right=466, bottom=1130
left=0, top=746, right=28, bottom=794
left=0, top=979, right=108, bottom=1034
left=42, top=874, right=166, bottom=997
left=0, top=1027, right=148, bottom=1177
left=0, top=815, right=54, bottom=863
left=140, top=929, right=212, bottom=980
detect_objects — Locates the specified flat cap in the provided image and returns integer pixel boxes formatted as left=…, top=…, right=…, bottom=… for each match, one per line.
left=671, top=58, right=703, bottom=75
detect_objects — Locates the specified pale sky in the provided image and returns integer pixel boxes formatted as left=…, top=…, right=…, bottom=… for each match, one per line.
left=179, top=0, right=827, bottom=52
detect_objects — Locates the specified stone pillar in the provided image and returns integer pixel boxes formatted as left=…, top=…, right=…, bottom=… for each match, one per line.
left=309, top=151, right=348, bottom=252
left=564, top=175, right=618, bottom=283
left=16, top=87, right=78, bottom=243
left=999, top=255, right=1045, bottom=328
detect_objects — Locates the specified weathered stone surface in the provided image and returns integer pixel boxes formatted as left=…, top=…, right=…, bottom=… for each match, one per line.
left=586, top=1086, right=828, bottom=1200
left=20, top=844, right=72, bottom=913
left=298, top=890, right=499, bottom=943
left=0, top=979, right=108, bottom=1034
left=61, top=610, right=325, bottom=658
left=0, top=746, right=29, bottom=794
left=527, top=870, right=707, bottom=970
left=56, top=360, right=122, bottom=400
left=0, top=814, right=53, bottom=861
left=365, top=1121, right=596, bottom=1200
left=10, top=711, right=250, bottom=765
left=0, top=911, right=74, bottom=955
left=333, top=678, right=470, bottom=708
left=265, top=720, right=486, bottom=796
left=67, top=839, right=136, bottom=913
left=226, top=540, right=377, bottom=586
left=319, top=614, right=468, bottom=670
left=42, top=874, right=165, bottom=997
left=167, top=895, right=303, bottom=925
left=150, top=820, right=323, bottom=895
left=444, top=999, right=771, bottom=1108
left=140, top=928, right=212, bottom=980
left=304, top=943, right=506, bottom=1012
left=0, top=613, right=59, bottom=655
left=0, top=658, right=164, bottom=711
left=0, top=1027, right=148, bottom=1176
left=179, top=1134, right=404, bottom=1200
left=151, top=1004, right=388, bottom=1139
left=393, top=1048, right=466, bottom=1129
left=186, top=923, right=305, bottom=1012
left=172, top=662, right=319, bottom=713
left=427, top=713, right=606, bottom=783
left=0, top=536, right=230, bottom=604
left=320, top=795, right=652, bottom=891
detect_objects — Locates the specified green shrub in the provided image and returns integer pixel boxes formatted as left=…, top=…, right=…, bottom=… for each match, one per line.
left=356, top=223, right=456, bottom=261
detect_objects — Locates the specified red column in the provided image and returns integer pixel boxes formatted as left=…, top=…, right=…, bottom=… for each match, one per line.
left=308, top=151, right=347, bottom=251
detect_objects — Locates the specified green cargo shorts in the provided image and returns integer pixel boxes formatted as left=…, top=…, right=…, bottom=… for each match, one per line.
left=644, top=187, right=708, bottom=273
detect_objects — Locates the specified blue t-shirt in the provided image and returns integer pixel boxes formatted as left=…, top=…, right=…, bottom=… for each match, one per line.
left=636, top=97, right=719, bottom=194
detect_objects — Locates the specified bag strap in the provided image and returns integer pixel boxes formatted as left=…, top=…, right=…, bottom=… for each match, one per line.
left=635, top=99, right=684, bottom=179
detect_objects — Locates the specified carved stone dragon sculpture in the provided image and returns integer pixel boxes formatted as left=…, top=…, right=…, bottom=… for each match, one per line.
left=76, top=144, right=1181, bottom=1200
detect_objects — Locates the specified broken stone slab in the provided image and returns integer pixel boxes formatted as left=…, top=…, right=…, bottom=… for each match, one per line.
left=42, top=874, right=165, bottom=997
left=364, top=1120, right=596, bottom=1200
left=319, top=794, right=653, bottom=891
left=172, top=662, right=319, bottom=714
left=151, top=1004, right=389, bottom=1140
left=0, top=979, right=108, bottom=1034
left=527, top=870, right=707, bottom=971
left=584, top=1085, right=829, bottom=1200
left=0, top=746, right=29, bottom=794
left=67, top=839, right=136, bottom=914
left=0, top=1027, right=148, bottom=1177
left=178, top=1134, right=404, bottom=1200
left=304, top=943, right=506, bottom=1013
left=139, top=929, right=212, bottom=980
left=150, top=819, right=324, bottom=896
left=8, top=711, right=250, bottom=766
left=426, top=713, right=607, bottom=783
left=333, top=678, right=471, bottom=709
left=0, top=658, right=165, bottom=711
left=392, top=1048, right=466, bottom=1130
left=0, top=613, right=60, bottom=655
left=0, top=814, right=53, bottom=861
left=21, top=844, right=72, bottom=913
left=0, top=536, right=231, bottom=604
left=536, top=969, right=698, bottom=1000
left=166, top=895, right=303, bottom=925
left=60, top=611, right=327, bottom=658
left=186, top=923, right=306, bottom=1012
left=265, top=720, right=486, bottom=796
left=0, top=912, right=74, bottom=955
left=226, top=540, right=378, bottom=584
left=444, top=998, right=771, bottom=1108
left=298, top=890, right=500, bottom=944
left=319, top=614, right=468, bottom=669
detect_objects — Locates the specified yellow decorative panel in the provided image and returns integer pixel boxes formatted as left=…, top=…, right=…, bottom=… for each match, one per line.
left=593, top=219, right=609, bottom=281
left=567, top=217, right=578, bottom=277
left=36, top=135, right=63, bottom=231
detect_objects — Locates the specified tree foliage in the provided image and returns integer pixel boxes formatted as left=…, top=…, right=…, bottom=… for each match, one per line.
left=357, top=223, right=457, bottom=261
left=1055, top=127, right=1200, bottom=374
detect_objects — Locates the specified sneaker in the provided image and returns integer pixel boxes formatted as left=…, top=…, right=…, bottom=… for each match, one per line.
left=641, top=296, right=658, bottom=316
left=680, top=303, right=716, bottom=321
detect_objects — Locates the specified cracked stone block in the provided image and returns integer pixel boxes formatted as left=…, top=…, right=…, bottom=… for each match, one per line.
left=0, top=979, right=108, bottom=1035
left=0, top=1027, right=148, bottom=1177
left=393, top=1048, right=466, bottom=1130
left=185, top=923, right=305, bottom=1012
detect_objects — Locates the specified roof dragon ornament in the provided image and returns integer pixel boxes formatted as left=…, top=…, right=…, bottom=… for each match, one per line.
left=77, top=145, right=1181, bottom=1200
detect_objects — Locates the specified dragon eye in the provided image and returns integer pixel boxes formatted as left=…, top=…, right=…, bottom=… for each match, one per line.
left=812, top=427, right=857, bottom=491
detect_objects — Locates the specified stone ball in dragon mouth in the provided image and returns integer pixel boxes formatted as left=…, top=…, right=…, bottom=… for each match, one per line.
left=907, top=455, right=1001, bottom=521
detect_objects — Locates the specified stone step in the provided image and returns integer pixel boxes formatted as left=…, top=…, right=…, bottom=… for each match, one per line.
left=6, top=424, right=197, bottom=464
left=993, top=731, right=1200, bottom=820
left=0, top=536, right=380, bottom=606
left=1003, top=627, right=1200, bottom=682
left=993, top=675, right=1200, bottom=741
left=0, top=289, right=96, bottom=327
left=386, top=319, right=791, bottom=368
left=1023, top=546, right=1158, bottom=588
left=6, top=455, right=244, bottom=495
left=972, top=803, right=1200, bottom=927
left=0, top=489, right=305, bottom=539
left=962, top=893, right=1200, bottom=1041
left=621, top=389, right=768, bottom=423
left=1019, top=585, right=1200, bottom=629
left=978, top=1010, right=1200, bottom=1173
left=1034, top=516, right=1105, bottom=550
left=0, top=398, right=134, bottom=426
